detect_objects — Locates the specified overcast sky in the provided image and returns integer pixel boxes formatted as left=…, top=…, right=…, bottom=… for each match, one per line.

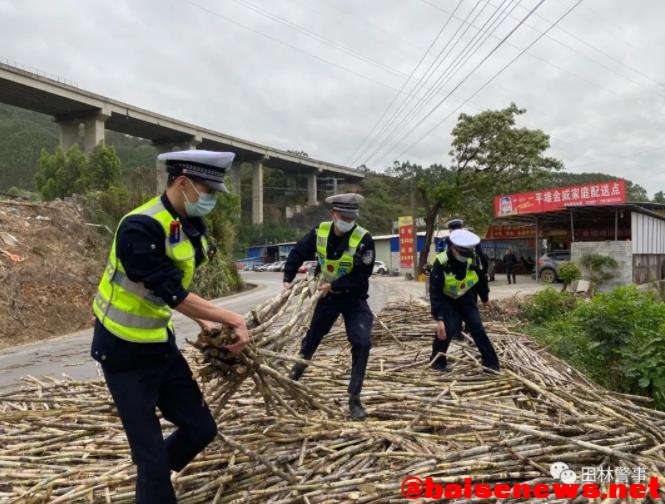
left=1, top=0, right=664, bottom=195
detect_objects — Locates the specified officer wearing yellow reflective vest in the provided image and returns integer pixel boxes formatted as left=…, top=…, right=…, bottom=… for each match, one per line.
left=429, top=229, right=500, bottom=374
left=90, top=150, right=250, bottom=504
left=282, top=193, right=375, bottom=421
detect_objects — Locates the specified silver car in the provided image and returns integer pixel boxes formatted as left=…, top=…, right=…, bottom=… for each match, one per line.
left=536, top=250, right=571, bottom=283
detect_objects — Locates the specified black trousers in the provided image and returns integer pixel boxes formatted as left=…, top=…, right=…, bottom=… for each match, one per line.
left=431, top=292, right=499, bottom=370
left=300, top=297, right=373, bottom=396
left=506, top=267, right=516, bottom=284
left=102, top=351, right=217, bottom=504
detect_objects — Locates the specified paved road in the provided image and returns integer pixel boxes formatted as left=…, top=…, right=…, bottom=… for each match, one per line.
left=0, top=271, right=543, bottom=392
left=0, top=272, right=394, bottom=393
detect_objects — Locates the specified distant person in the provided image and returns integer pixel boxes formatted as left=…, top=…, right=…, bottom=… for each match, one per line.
left=488, top=258, right=496, bottom=282
left=503, top=248, right=517, bottom=284
left=429, top=229, right=499, bottom=374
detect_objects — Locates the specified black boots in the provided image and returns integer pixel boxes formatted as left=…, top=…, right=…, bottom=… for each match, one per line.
left=349, top=395, right=367, bottom=421
left=289, top=362, right=307, bottom=381
left=431, top=359, right=448, bottom=372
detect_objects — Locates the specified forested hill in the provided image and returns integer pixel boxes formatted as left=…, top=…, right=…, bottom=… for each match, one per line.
left=0, top=102, right=659, bottom=241
left=0, top=103, right=156, bottom=193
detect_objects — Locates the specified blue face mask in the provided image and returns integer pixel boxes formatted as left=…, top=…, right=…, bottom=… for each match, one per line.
left=334, top=218, right=356, bottom=233
left=183, top=179, right=217, bottom=217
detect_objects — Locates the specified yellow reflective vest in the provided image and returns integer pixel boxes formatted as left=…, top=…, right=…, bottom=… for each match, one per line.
left=315, top=221, right=368, bottom=283
left=435, top=251, right=478, bottom=299
left=92, top=196, right=208, bottom=343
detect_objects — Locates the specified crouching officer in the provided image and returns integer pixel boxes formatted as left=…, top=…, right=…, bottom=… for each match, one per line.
left=429, top=229, right=499, bottom=373
left=283, top=193, right=375, bottom=421
left=445, top=217, right=490, bottom=340
left=90, top=150, right=250, bottom=504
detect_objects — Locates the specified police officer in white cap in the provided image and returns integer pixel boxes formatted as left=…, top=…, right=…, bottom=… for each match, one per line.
left=445, top=217, right=489, bottom=275
left=90, top=150, right=250, bottom=504
left=283, top=193, right=375, bottom=421
left=444, top=217, right=491, bottom=339
left=429, top=229, right=500, bottom=373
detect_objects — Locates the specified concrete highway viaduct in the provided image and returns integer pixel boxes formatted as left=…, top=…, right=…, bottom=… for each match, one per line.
left=0, top=62, right=363, bottom=223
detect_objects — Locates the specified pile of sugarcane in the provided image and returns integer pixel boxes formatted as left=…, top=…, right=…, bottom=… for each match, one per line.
left=188, top=277, right=339, bottom=417
left=1, top=292, right=665, bottom=503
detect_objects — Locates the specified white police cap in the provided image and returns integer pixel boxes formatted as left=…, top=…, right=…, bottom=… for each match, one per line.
left=450, top=229, right=480, bottom=251
left=325, top=193, right=365, bottom=218
left=158, top=150, right=234, bottom=193
left=446, top=217, right=464, bottom=230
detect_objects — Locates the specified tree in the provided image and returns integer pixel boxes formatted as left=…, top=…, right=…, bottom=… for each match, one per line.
left=85, top=143, right=122, bottom=190
left=580, top=254, right=618, bottom=295
left=654, top=190, right=665, bottom=203
left=558, top=262, right=582, bottom=293
left=35, top=145, right=87, bottom=200
left=206, top=186, right=241, bottom=258
left=397, top=103, right=563, bottom=274
left=35, top=143, right=123, bottom=200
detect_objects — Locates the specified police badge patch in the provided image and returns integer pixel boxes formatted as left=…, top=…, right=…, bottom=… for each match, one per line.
left=361, top=250, right=374, bottom=265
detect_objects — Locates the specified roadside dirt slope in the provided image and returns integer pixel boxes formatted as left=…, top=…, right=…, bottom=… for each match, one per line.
left=0, top=197, right=106, bottom=349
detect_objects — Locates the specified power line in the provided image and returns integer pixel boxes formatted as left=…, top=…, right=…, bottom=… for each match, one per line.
left=352, top=0, right=501, bottom=166
left=392, top=0, right=586, bottom=164
left=496, top=0, right=665, bottom=97
left=418, top=0, right=663, bottom=102
left=177, top=0, right=404, bottom=93
left=361, top=0, right=523, bottom=166
left=352, top=0, right=498, bottom=166
left=288, top=0, right=424, bottom=60
left=346, top=0, right=466, bottom=166
left=227, top=0, right=406, bottom=79
left=579, top=2, right=665, bottom=52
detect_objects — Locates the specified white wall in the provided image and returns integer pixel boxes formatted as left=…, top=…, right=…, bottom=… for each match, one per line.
left=632, top=212, right=665, bottom=254
left=571, top=241, right=633, bottom=290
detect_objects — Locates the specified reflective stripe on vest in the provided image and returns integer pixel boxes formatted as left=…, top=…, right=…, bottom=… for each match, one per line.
left=93, top=294, right=170, bottom=329
left=435, top=252, right=479, bottom=299
left=92, top=196, right=208, bottom=343
left=107, top=264, right=167, bottom=306
left=315, top=221, right=368, bottom=283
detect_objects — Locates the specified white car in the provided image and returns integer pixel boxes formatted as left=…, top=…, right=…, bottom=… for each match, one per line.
left=373, top=260, right=388, bottom=275
left=265, top=260, right=285, bottom=272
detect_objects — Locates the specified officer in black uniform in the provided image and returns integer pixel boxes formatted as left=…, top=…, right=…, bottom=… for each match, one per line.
left=429, top=229, right=499, bottom=373
left=90, top=150, right=250, bottom=504
left=283, top=193, right=375, bottom=421
left=444, top=217, right=491, bottom=340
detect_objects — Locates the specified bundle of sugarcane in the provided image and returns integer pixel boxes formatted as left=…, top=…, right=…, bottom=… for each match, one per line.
left=2, top=299, right=665, bottom=503
left=188, top=277, right=339, bottom=418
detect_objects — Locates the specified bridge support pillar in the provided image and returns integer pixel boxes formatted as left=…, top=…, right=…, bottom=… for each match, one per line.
left=307, top=172, right=318, bottom=206
left=57, top=111, right=109, bottom=153
left=252, top=160, right=264, bottom=225
left=153, top=137, right=201, bottom=193
left=228, top=163, right=242, bottom=196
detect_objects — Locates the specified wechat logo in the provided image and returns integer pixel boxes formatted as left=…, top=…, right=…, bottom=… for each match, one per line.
left=551, top=462, right=577, bottom=484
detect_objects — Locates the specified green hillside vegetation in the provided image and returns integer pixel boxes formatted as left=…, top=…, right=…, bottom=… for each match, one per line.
left=0, top=102, right=658, bottom=260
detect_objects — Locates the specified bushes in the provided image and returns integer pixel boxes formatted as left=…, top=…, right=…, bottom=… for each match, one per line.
left=557, top=262, right=581, bottom=292
left=523, top=285, right=665, bottom=409
left=576, top=286, right=665, bottom=406
left=190, top=254, right=244, bottom=299
left=523, top=288, right=578, bottom=324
